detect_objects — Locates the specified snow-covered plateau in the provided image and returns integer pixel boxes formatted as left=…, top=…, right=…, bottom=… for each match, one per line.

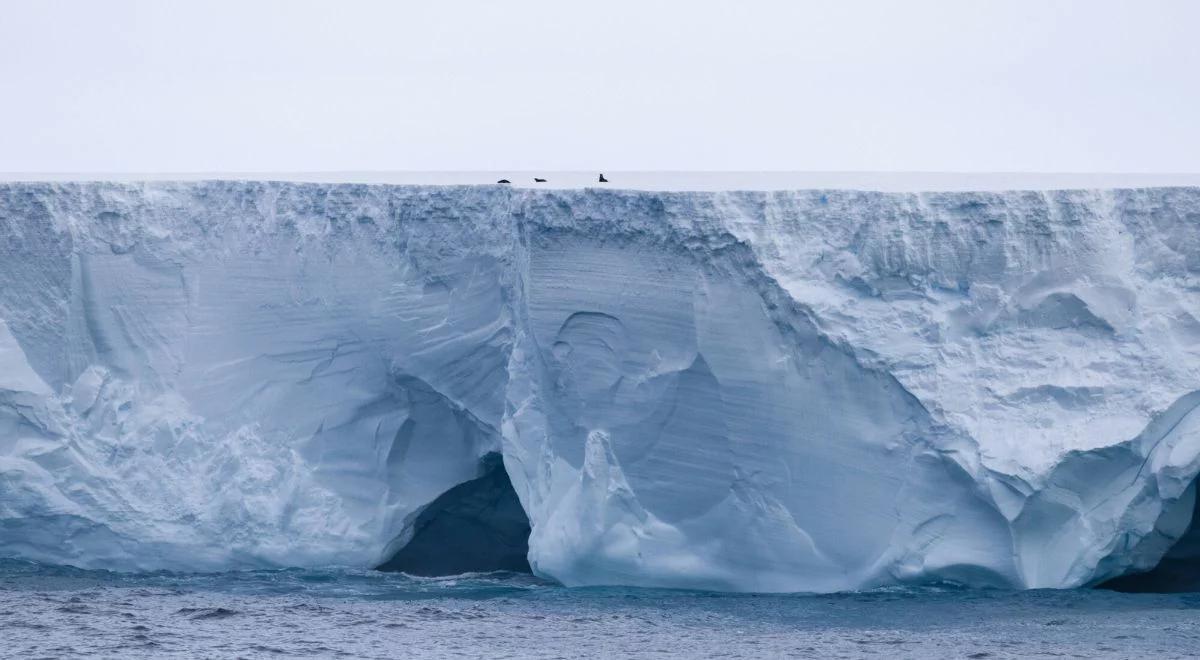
left=2, top=181, right=1199, bottom=593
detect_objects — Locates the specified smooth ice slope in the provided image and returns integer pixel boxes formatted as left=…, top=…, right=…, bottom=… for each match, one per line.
left=1, top=182, right=1199, bottom=591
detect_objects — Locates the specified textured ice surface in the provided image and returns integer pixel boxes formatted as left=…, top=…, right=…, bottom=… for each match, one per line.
left=1, top=181, right=1199, bottom=591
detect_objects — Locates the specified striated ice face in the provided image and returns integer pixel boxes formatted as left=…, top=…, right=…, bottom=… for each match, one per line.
left=1, top=181, right=1199, bottom=592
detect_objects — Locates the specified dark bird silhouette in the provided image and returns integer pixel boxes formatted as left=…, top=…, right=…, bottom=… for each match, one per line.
left=497, top=179, right=511, bottom=184
left=534, top=178, right=547, bottom=183
left=598, top=173, right=608, bottom=183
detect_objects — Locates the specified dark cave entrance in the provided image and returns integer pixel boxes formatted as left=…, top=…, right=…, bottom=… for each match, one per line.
left=377, top=453, right=532, bottom=576
left=1099, top=483, right=1200, bottom=593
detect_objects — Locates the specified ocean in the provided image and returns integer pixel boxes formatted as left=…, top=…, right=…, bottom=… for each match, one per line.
left=2, top=560, right=1199, bottom=658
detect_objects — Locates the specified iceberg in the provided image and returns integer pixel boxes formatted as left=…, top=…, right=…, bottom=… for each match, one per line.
left=1, top=181, right=1199, bottom=592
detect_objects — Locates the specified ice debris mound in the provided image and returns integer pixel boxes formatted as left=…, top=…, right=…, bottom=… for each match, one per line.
left=1, top=181, right=1199, bottom=592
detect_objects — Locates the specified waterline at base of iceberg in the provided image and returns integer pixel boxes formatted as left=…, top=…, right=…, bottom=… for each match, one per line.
left=4, top=560, right=1200, bottom=659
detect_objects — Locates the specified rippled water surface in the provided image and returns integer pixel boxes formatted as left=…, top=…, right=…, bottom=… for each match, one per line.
left=3, top=560, right=1200, bottom=658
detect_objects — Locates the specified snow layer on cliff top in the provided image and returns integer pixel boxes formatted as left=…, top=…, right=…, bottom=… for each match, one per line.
left=5, top=171, right=1200, bottom=192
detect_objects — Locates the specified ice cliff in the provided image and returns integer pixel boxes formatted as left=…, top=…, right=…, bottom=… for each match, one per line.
left=2, top=181, right=1199, bottom=592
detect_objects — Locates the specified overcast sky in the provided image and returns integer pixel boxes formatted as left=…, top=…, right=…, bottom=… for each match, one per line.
left=1, top=0, right=1197, bottom=173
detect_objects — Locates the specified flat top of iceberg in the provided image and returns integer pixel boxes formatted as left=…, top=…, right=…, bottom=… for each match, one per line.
left=2, top=171, right=1200, bottom=192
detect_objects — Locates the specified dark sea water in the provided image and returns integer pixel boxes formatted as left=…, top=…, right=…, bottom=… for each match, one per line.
left=3, top=560, right=1200, bottom=659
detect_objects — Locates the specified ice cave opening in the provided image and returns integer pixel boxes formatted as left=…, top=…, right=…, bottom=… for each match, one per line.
left=376, top=453, right=533, bottom=576
left=1100, top=482, right=1200, bottom=593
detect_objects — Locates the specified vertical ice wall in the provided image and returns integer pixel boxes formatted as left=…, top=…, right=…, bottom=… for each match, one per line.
left=1, top=182, right=1198, bottom=591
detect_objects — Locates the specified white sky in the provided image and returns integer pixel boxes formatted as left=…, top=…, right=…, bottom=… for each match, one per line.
left=1, top=0, right=1198, bottom=174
